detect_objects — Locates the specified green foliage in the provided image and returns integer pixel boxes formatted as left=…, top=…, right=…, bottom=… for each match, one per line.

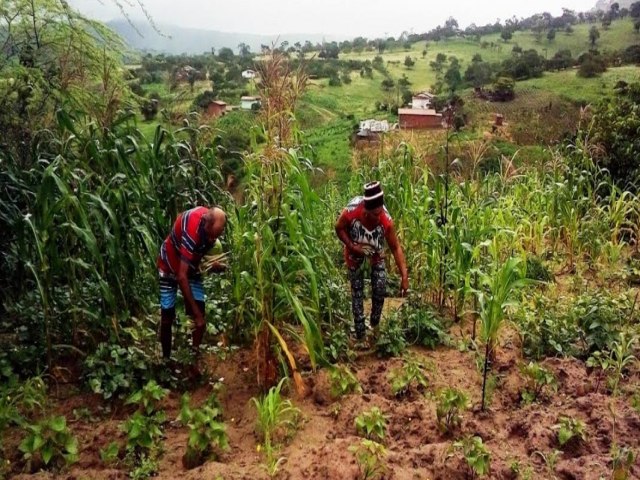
left=126, top=380, right=169, bottom=416
left=450, top=436, right=491, bottom=478
left=555, top=416, right=587, bottom=447
left=588, top=332, right=638, bottom=395
left=100, top=441, right=120, bottom=465
left=19, top=416, right=78, bottom=470
left=436, top=388, right=471, bottom=433
left=520, top=362, right=558, bottom=404
left=574, top=292, right=630, bottom=354
left=329, top=365, right=362, bottom=398
left=611, top=444, right=637, bottom=480
left=84, top=343, right=153, bottom=401
left=525, top=256, right=553, bottom=282
left=375, top=317, right=407, bottom=358
left=401, top=298, right=449, bottom=349
left=388, top=356, right=429, bottom=397
left=355, top=407, right=387, bottom=442
left=589, top=82, right=640, bottom=185
left=178, top=393, right=229, bottom=468
left=349, top=439, right=387, bottom=480
left=123, top=411, right=165, bottom=455
left=252, top=379, right=301, bottom=475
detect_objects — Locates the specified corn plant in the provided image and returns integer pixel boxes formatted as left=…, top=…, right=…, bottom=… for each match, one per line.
left=478, top=257, right=532, bottom=410
left=252, top=378, right=301, bottom=476
left=436, top=388, right=471, bottom=433
left=355, top=407, right=387, bottom=442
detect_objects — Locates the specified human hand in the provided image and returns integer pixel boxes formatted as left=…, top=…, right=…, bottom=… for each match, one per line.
left=349, top=242, right=366, bottom=257
left=400, top=277, right=409, bottom=297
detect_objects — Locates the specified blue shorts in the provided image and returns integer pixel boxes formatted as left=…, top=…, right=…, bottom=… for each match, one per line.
left=159, top=270, right=205, bottom=310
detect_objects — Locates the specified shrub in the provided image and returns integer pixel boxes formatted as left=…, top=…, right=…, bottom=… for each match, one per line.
left=525, top=256, right=553, bottom=282
left=402, top=299, right=449, bottom=349
left=574, top=292, right=629, bottom=353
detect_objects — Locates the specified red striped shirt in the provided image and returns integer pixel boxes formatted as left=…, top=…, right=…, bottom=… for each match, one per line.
left=157, top=207, right=213, bottom=275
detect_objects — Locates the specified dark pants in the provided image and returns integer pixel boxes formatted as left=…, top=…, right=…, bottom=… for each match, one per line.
left=349, top=261, right=387, bottom=339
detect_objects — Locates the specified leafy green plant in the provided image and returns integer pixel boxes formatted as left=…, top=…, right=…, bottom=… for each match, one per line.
left=329, top=365, right=362, bottom=398
left=509, top=458, right=534, bottom=480
left=19, top=416, right=78, bottom=471
left=587, top=333, right=638, bottom=395
left=611, top=444, right=636, bottom=480
left=525, top=255, right=553, bottom=282
left=533, top=449, right=561, bottom=478
left=436, top=388, right=471, bottom=433
left=99, top=441, right=120, bottom=465
left=449, top=436, right=491, bottom=478
left=520, top=362, right=557, bottom=404
left=355, top=407, right=387, bottom=442
left=126, top=380, right=169, bottom=415
left=555, top=416, right=587, bottom=447
left=388, top=356, right=429, bottom=397
left=349, top=439, right=387, bottom=480
left=478, top=257, right=532, bottom=410
left=252, top=378, right=301, bottom=476
left=574, top=292, right=630, bottom=354
left=122, top=409, right=165, bottom=473
left=400, top=298, right=449, bottom=348
left=84, top=343, right=152, bottom=400
left=375, top=316, right=407, bottom=358
left=178, top=393, right=229, bottom=469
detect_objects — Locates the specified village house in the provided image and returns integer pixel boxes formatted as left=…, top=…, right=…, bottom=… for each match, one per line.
left=411, top=91, right=435, bottom=109
left=204, top=100, right=228, bottom=119
left=241, top=69, right=257, bottom=80
left=241, top=96, right=261, bottom=110
left=398, top=108, right=443, bottom=129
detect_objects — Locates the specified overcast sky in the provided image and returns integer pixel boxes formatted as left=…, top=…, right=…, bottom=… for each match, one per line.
left=69, top=0, right=596, bottom=37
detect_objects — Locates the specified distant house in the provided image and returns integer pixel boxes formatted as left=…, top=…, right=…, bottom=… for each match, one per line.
left=359, top=119, right=390, bottom=133
left=411, top=91, right=435, bottom=110
left=242, top=69, right=257, bottom=80
left=205, top=100, right=228, bottom=118
left=398, top=108, right=443, bottom=129
left=241, top=96, right=261, bottom=110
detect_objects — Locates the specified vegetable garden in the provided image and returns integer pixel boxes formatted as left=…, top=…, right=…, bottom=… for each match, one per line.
left=1, top=5, right=640, bottom=479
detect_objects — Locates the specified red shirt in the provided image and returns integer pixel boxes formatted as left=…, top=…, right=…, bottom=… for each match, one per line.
left=340, top=196, right=394, bottom=268
left=157, top=207, right=213, bottom=276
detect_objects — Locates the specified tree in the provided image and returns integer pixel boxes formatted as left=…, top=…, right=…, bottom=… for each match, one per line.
left=501, top=29, right=513, bottom=42
left=548, top=49, right=573, bottom=70
left=602, top=14, right=612, bottom=29
left=444, top=60, right=462, bottom=93
left=577, top=52, right=607, bottom=78
left=547, top=29, right=556, bottom=42
left=635, top=20, right=640, bottom=33
left=422, top=49, right=427, bottom=58
left=492, top=77, right=515, bottom=101
left=217, top=47, right=235, bottom=62
left=380, top=78, right=395, bottom=92
left=589, top=26, right=600, bottom=48
left=404, top=56, right=415, bottom=69
left=238, top=42, right=251, bottom=56
left=589, top=82, right=640, bottom=185
left=631, top=1, right=640, bottom=19
left=610, top=2, right=620, bottom=19
left=464, top=61, right=493, bottom=88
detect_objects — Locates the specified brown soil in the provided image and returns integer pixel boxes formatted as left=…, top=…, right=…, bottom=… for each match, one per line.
left=6, top=302, right=640, bottom=480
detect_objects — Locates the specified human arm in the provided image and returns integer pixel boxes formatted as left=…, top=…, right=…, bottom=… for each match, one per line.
left=335, top=211, right=366, bottom=256
left=386, top=222, right=409, bottom=296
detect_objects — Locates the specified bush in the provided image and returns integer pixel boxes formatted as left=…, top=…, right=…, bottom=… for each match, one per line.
left=19, top=416, right=78, bottom=471
left=401, top=299, right=449, bottom=349
left=574, top=292, right=630, bottom=353
left=375, top=315, right=407, bottom=358
left=178, top=393, right=228, bottom=468
left=577, top=52, right=607, bottom=78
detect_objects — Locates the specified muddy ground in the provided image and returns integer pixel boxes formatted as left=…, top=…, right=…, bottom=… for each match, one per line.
left=6, top=304, right=640, bottom=480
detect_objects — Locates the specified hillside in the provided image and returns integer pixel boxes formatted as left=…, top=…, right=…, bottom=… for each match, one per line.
left=107, top=19, right=345, bottom=55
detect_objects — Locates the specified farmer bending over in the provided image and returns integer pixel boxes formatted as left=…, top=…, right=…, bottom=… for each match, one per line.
left=335, top=182, right=409, bottom=341
left=157, top=206, right=226, bottom=372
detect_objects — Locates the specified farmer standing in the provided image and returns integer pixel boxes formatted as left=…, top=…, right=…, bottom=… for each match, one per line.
left=157, top=206, right=226, bottom=372
left=335, top=182, right=409, bottom=341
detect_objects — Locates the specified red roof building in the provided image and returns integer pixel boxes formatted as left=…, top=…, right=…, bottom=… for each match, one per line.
left=205, top=100, right=227, bottom=118
left=398, top=108, right=443, bottom=129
